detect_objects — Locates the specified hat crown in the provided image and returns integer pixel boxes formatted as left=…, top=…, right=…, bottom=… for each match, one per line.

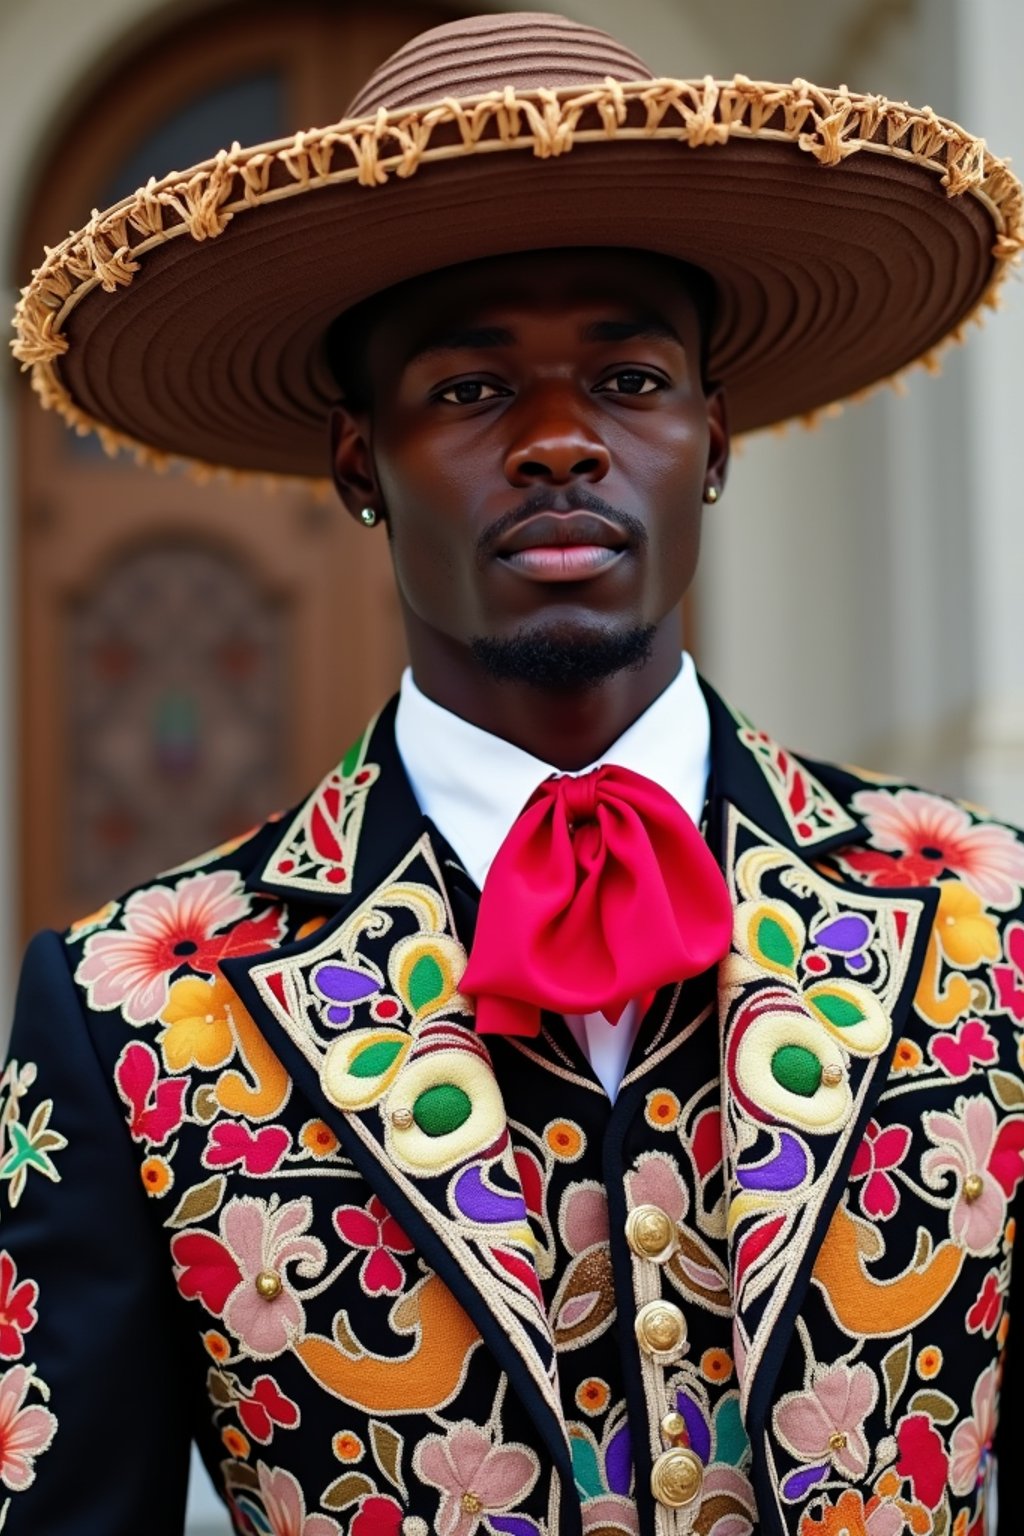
left=346, top=10, right=654, bottom=116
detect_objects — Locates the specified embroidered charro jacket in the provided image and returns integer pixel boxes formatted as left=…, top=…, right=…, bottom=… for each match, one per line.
left=2, top=682, right=1023, bottom=1536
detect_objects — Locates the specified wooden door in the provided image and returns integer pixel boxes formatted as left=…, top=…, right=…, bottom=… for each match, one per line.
left=16, top=2, right=460, bottom=939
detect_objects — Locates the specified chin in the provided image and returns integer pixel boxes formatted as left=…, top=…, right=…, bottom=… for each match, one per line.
left=469, top=619, right=657, bottom=690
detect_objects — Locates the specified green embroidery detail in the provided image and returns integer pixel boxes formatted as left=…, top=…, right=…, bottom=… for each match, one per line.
left=810, top=992, right=865, bottom=1028
left=771, top=1044, right=822, bottom=1098
left=341, top=732, right=365, bottom=778
left=758, top=916, right=796, bottom=971
left=713, top=1394, right=750, bottom=1467
left=412, top=1083, right=471, bottom=1137
left=569, top=1430, right=604, bottom=1499
left=349, top=1040, right=403, bottom=1079
left=408, top=954, right=444, bottom=1013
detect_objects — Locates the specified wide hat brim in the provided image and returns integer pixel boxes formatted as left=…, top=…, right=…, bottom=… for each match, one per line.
left=13, top=69, right=1024, bottom=481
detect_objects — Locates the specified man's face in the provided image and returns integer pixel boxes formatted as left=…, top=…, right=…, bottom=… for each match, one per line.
left=332, top=249, right=728, bottom=679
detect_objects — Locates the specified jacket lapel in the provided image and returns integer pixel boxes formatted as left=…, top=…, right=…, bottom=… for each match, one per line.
left=704, top=687, right=939, bottom=1509
left=225, top=707, right=569, bottom=1471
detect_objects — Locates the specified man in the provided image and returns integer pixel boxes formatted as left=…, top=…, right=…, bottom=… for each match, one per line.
left=6, top=11, right=1024, bottom=1536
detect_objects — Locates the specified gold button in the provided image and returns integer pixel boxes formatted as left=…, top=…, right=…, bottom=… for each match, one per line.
left=460, top=1492, right=483, bottom=1515
left=828, top=1431, right=847, bottom=1452
left=964, top=1173, right=985, bottom=1203
left=635, top=1300, right=686, bottom=1360
left=660, top=1410, right=689, bottom=1446
left=651, top=1447, right=702, bottom=1508
left=390, top=1107, right=414, bottom=1130
left=822, top=1063, right=844, bottom=1087
left=625, top=1205, right=678, bottom=1263
left=255, top=1269, right=282, bottom=1300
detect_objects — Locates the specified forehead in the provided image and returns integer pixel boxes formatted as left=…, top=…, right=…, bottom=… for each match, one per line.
left=366, top=248, right=700, bottom=358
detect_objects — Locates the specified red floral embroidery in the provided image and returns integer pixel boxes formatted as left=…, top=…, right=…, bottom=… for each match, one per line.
left=333, top=1195, right=414, bottom=1296
left=895, top=1413, right=949, bottom=1509
left=849, top=1120, right=911, bottom=1221
left=350, top=1495, right=403, bottom=1536
left=966, top=1269, right=1003, bottom=1337
left=0, top=1255, right=37, bottom=1361
left=114, top=1042, right=187, bottom=1147
left=237, top=1375, right=300, bottom=1444
left=204, top=1122, right=291, bottom=1176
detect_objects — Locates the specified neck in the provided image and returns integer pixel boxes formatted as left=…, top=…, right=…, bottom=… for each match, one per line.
left=404, top=614, right=683, bottom=770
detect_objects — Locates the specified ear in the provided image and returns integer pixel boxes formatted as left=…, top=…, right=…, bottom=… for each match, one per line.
left=703, top=385, right=731, bottom=501
left=330, top=404, right=383, bottom=527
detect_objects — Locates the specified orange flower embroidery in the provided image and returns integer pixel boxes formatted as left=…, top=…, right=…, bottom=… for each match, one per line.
left=333, top=1431, right=364, bottom=1462
left=645, top=1091, right=680, bottom=1129
left=301, top=1120, right=339, bottom=1158
left=575, top=1379, right=610, bottom=1415
left=140, top=1156, right=172, bottom=1197
left=916, top=1346, right=942, bottom=1379
left=221, top=1426, right=250, bottom=1459
left=891, top=1038, right=923, bottom=1073
left=701, top=1349, right=733, bottom=1383
left=203, top=1331, right=230, bottom=1362
left=545, top=1121, right=583, bottom=1160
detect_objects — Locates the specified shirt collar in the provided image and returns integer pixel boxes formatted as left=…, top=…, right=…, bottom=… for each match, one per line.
left=394, top=653, right=711, bottom=890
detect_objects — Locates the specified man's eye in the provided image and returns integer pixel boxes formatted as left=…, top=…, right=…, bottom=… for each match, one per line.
left=438, top=381, right=505, bottom=405
left=599, top=371, right=661, bottom=396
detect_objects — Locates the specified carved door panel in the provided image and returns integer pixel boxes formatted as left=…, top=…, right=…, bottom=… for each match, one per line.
left=17, top=3, right=459, bottom=938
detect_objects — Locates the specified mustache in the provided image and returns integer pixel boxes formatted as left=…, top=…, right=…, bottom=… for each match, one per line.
left=477, top=487, right=648, bottom=564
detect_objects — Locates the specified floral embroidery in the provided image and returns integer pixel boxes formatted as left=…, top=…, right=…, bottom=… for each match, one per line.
left=237, top=1375, right=300, bottom=1444
left=965, top=1268, right=1003, bottom=1336
left=922, top=1095, right=1024, bottom=1255
left=0, top=1362, right=57, bottom=1494
left=333, top=1195, right=414, bottom=1296
left=0, top=1063, right=66, bottom=1210
left=0, top=1255, right=37, bottom=1361
left=75, top=870, right=283, bottom=1025
left=949, top=1361, right=997, bottom=1496
left=114, top=1041, right=187, bottom=1147
left=895, top=1412, right=949, bottom=1509
left=140, top=1154, right=173, bottom=1197
left=774, top=1360, right=878, bottom=1495
left=236, top=1461, right=342, bottom=1536
left=847, top=788, right=1024, bottom=906
left=916, top=1346, right=942, bottom=1379
left=413, top=1420, right=539, bottom=1536
left=849, top=1120, right=911, bottom=1221
left=172, top=1195, right=327, bottom=1358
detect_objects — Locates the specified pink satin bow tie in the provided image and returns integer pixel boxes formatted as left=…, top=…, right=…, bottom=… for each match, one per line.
left=460, top=764, right=733, bottom=1038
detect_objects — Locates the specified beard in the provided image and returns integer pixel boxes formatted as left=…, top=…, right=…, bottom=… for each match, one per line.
left=469, top=622, right=657, bottom=691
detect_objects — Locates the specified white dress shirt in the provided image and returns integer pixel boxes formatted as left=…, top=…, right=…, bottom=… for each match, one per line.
left=394, top=654, right=711, bottom=1100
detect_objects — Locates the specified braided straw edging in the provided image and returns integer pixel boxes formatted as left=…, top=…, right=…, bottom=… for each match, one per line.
left=11, top=74, right=1024, bottom=487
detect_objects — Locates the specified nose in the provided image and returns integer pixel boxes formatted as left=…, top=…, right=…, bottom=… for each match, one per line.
left=504, top=396, right=611, bottom=488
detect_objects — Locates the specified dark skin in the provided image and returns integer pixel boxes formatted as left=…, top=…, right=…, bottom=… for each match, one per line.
left=331, top=249, right=730, bottom=770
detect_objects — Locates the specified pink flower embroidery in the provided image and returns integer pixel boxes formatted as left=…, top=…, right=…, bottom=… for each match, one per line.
left=413, top=1420, right=539, bottom=1536
left=75, top=871, right=283, bottom=1025
left=949, top=1362, right=997, bottom=1495
left=0, top=1255, right=38, bottom=1361
left=333, top=1195, right=415, bottom=1295
left=172, top=1196, right=326, bottom=1358
left=965, top=1269, right=1003, bottom=1337
left=922, top=1096, right=1024, bottom=1255
left=773, top=1361, right=877, bottom=1479
left=254, top=1461, right=342, bottom=1536
left=848, top=788, right=1024, bottom=906
left=204, top=1122, right=292, bottom=1177
left=849, top=1121, right=911, bottom=1221
left=114, top=1041, right=187, bottom=1147
left=0, top=1364, right=57, bottom=1491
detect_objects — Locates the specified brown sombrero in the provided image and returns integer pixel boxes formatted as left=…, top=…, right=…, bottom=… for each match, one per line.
left=11, top=10, right=1024, bottom=482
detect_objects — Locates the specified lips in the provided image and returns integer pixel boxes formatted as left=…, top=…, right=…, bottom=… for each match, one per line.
left=494, top=510, right=631, bottom=582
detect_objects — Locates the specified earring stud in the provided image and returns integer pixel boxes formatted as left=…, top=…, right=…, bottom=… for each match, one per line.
left=360, top=506, right=378, bottom=527
left=704, top=485, right=719, bottom=504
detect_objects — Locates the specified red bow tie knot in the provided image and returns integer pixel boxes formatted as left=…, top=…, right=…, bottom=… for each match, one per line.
left=459, top=764, right=733, bottom=1038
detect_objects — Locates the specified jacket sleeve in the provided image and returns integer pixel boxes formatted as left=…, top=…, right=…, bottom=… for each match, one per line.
left=0, top=930, right=194, bottom=1535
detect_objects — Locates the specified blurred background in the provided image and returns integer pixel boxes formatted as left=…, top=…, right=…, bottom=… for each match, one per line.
left=0, top=0, right=1021, bottom=1528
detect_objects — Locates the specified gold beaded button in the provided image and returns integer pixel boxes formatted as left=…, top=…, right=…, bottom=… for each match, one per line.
left=625, top=1204, right=678, bottom=1263
left=964, top=1173, right=985, bottom=1204
left=390, top=1107, right=414, bottom=1130
left=460, top=1492, right=483, bottom=1515
left=635, top=1300, right=687, bottom=1360
left=650, top=1447, right=703, bottom=1509
left=828, top=1431, right=848, bottom=1452
left=660, top=1411, right=689, bottom=1446
left=255, top=1269, right=282, bottom=1300
left=822, top=1063, right=845, bottom=1087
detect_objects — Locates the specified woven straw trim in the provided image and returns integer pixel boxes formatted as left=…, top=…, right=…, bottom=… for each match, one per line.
left=11, top=74, right=1024, bottom=485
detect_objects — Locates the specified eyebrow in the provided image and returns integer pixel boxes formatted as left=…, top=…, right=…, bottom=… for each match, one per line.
left=404, top=314, right=685, bottom=366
